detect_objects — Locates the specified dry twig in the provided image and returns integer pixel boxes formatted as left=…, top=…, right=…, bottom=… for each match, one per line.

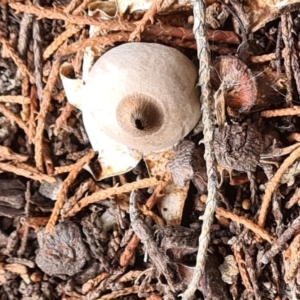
left=285, top=187, right=300, bottom=209
left=54, top=102, right=74, bottom=135
left=45, top=149, right=96, bottom=232
left=119, top=234, right=140, bottom=267
left=181, top=0, right=218, bottom=298
left=216, top=207, right=273, bottom=243
left=250, top=53, right=276, bottom=64
left=120, top=182, right=166, bottom=267
left=43, top=25, right=83, bottom=60
left=0, top=34, right=34, bottom=82
left=261, top=106, right=300, bottom=118
left=82, top=272, right=109, bottom=294
left=0, top=104, right=31, bottom=139
left=95, top=285, right=141, bottom=300
left=281, top=14, right=293, bottom=106
left=258, top=145, right=300, bottom=228
left=34, top=59, right=61, bottom=172
left=232, top=246, right=254, bottom=294
left=0, top=96, right=30, bottom=104
left=261, top=215, right=300, bottom=264
left=64, top=177, right=166, bottom=218
left=284, top=234, right=300, bottom=283
left=0, top=145, right=28, bottom=162
left=0, top=162, right=55, bottom=183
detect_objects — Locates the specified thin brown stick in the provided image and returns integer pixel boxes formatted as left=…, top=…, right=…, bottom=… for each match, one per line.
left=0, top=162, right=56, bottom=183
left=21, top=77, right=30, bottom=122
left=0, top=145, right=28, bottom=162
left=0, top=104, right=31, bottom=139
left=34, top=59, right=61, bottom=172
left=64, top=177, right=166, bottom=218
left=182, top=0, right=218, bottom=297
left=54, top=102, right=74, bottom=136
left=63, top=0, right=81, bottom=14
left=72, top=0, right=94, bottom=15
left=232, top=246, right=254, bottom=294
left=45, top=149, right=96, bottom=232
left=27, top=85, right=38, bottom=140
left=281, top=14, right=293, bottom=106
left=0, top=96, right=30, bottom=104
left=284, top=234, right=300, bottom=283
left=0, top=34, right=34, bottom=82
left=119, top=234, right=140, bottom=267
left=82, top=272, right=109, bottom=294
left=95, top=286, right=140, bottom=300
left=258, top=145, right=300, bottom=228
left=285, top=187, right=300, bottom=209
left=261, top=215, right=300, bottom=264
left=54, top=164, right=74, bottom=175
left=119, top=183, right=166, bottom=267
left=216, top=207, right=273, bottom=243
left=261, top=106, right=300, bottom=118
left=43, top=25, right=83, bottom=60
left=250, top=53, right=276, bottom=64
left=32, top=5, right=43, bottom=102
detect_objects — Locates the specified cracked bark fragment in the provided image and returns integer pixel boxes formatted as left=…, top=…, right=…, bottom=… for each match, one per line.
left=129, top=191, right=177, bottom=293
left=36, top=221, right=90, bottom=277
left=261, top=215, right=300, bottom=264
left=213, top=124, right=264, bottom=173
left=166, top=139, right=207, bottom=194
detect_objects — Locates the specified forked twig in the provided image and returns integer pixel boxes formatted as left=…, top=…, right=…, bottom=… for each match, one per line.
left=180, top=0, right=217, bottom=298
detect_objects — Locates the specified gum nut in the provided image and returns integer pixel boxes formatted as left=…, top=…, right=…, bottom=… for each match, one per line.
left=82, top=42, right=201, bottom=152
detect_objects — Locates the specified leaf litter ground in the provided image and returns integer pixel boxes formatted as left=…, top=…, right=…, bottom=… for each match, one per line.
left=0, top=0, right=300, bottom=299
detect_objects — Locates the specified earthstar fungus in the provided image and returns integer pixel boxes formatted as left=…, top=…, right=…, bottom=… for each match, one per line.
left=81, top=42, right=201, bottom=152
left=61, top=42, right=201, bottom=189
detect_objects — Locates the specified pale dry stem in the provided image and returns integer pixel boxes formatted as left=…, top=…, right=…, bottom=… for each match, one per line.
left=95, top=286, right=140, bottom=300
left=181, top=0, right=218, bottom=298
left=0, top=96, right=30, bottom=104
left=285, top=187, right=300, bottom=209
left=43, top=25, right=83, bottom=60
left=119, top=182, right=165, bottom=267
left=27, top=85, right=38, bottom=139
left=216, top=207, right=273, bottom=243
left=64, top=177, right=166, bottom=218
left=0, top=104, right=31, bottom=140
left=261, top=106, right=300, bottom=118
left=54, top=165, right=74, bottom=175
left=0, top=34, right=34, bottom=82
left=35, top=59, right=61, bottom=173
left=0, top=146, right=28, bottom=162
left=250, top=53, right=276, bottom=63
left=54, top=102, right=74, bottom=136
left=45, top=149, right=96, bottom=232
left=284, top=234, right=300, bottom=283
left=63, top=0, right=82, bottom=14
left=281, top=14, right=293, bottom=106
left=0, top=162, right=55, bottom=183
left=129, top=0, right=163, bottom=41
left=232, top=246, right=254, bottom=294
left=258, top=145, right=300, bottom=228
left=82, top=272, right=109, bottom=294
left=119, top=234, right=140, bottom=267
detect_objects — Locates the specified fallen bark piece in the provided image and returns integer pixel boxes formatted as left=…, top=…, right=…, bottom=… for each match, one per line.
left=261, top=215, right=300, bottom=264
left=284, top=234, right=300, bottom=283
left=213, top=123, right=264, bottom=172
left=36, top=221, right=90, bottom=277
left=129, top=191, right=177, bottom=293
